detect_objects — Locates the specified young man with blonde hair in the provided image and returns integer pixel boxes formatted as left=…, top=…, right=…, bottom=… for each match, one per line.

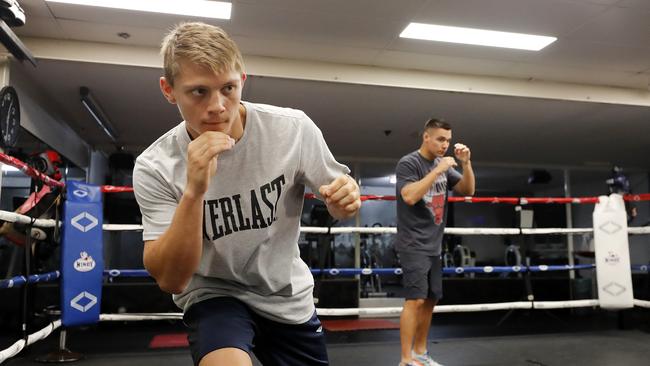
left=395, top=118, right=475, bottom=366
left=133, top=22, right=361, bottom=366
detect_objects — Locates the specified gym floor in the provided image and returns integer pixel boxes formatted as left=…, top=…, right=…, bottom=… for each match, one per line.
left=3, top=310, right=649, bottom=365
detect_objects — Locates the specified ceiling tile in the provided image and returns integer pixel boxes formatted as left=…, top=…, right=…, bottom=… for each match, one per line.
left=236, top=36, right=380, bottom=66
left=535, top=40, right=650, bottom=72
left=15, top=15, right=65, bottom=39
left=414, top=0, right=609, bottom=36
left=374, top=50, right=515, bottom=77
left=229, top=3, right=406, bottom=49
left=236, top=0, right=427, bottom=21
left=55, top=19, right=168, bottom=47
left=21, top=0, right=57, bottom=18
left=565, top=6, right=650, bottom=46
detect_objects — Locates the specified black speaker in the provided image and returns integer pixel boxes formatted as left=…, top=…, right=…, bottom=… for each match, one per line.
left=109, top=152, right=135, bottom=171
left=315, top=278, right=359, bottom=309
left=527, top=169, right=552, bottom=184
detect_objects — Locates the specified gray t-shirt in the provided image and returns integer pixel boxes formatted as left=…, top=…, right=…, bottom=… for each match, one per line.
left=394, top=150, right=462, bottom=255
left=132, top=101, right=349, bottom=324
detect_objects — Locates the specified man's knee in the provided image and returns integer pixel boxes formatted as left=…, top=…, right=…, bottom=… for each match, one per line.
left=200, top=347, right=252, bottom=366
left=405, top=298, right=428, bottom=308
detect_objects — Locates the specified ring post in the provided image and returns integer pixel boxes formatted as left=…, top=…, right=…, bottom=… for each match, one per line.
left=593, top=194, right=634, bottom=309
left=61, top=182, right=103, bottom=326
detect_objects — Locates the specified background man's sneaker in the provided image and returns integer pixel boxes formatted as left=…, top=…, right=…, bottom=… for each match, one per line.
left=0, top=0, right=25, bottom=27
left=412, top=350, right=444, bottom=366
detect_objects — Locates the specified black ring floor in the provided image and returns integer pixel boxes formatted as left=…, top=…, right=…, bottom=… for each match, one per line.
left=3, top=310, right=649, bottom=366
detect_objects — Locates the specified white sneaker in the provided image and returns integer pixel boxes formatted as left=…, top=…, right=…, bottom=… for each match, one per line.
left=0, top=0, right=25, bottom=27
left=412, top=350, right=444, bottom=366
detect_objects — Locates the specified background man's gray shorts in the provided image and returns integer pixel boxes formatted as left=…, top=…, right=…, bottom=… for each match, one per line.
left=399, top=251, right=443, bottom=300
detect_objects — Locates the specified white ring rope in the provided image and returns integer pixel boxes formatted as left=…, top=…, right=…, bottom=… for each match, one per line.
left=94, top=298, right=632, bottom=320
left=628, top=227, right=650, bottom=235
left=100, top=223, right=650, bottom=235
left=0, top=320, right=61, bottom=364
left=633, top=299, right=650, bottom=308
left=520, top=228, right=593, bottom=235
left=0, top=210, right=57, bottom=228
left=532, top=299, right=600, bottom=309
left=102, top=224, right=143, bottom=231
left=100, top=313, right=183, bottom=321
left=298, top=227, right=523, bottom=235
left=317, top=300, right=604, bottom=316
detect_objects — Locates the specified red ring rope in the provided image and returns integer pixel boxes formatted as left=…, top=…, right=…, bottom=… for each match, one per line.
left=2, top=152, right=648, bottom=203
left=0, top=152, right=64, bottom=188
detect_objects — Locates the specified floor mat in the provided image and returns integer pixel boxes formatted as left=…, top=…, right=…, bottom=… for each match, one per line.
left=149, top=333, right=189, bottom=349
left=322, top=318, right=400, bottom=331
left=147, top=320, right=401, bottom=346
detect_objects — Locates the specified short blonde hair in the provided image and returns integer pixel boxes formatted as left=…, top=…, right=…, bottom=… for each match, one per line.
left=161, top=22, right=244, bottom=86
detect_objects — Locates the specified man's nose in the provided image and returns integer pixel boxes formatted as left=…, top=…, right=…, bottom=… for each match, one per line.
left=207, top=92, right=226, bottom=113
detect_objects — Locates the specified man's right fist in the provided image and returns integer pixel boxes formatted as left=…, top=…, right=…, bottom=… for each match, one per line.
left=185, top=131, right=235, bottom=197
left=435, top=156, right=457, bottom=174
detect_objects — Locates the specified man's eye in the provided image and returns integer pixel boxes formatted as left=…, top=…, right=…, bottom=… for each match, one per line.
left=191, top=89, right=206, bottom=96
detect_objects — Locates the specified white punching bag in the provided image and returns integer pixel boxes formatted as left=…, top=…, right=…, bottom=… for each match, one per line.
left=593, top=194, right=634, bottom=309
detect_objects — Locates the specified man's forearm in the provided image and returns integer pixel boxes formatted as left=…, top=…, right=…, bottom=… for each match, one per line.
left=455, top=161, right=475, bottom=196
left=143, top=191, right=205, bottom=294
left=401, top=169, right=441, bottom=205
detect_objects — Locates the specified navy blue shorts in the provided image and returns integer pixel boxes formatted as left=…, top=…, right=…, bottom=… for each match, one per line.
left=183, top=297, right=329, bottom=366
left=399, top=252, right=443, bottom=300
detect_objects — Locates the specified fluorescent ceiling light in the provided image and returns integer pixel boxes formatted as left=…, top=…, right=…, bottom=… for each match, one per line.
left=80, top=86, right=119, bottom=143
left=45, top=0, right=232, bottom=20
left=400, top=23, right=556, bottom=51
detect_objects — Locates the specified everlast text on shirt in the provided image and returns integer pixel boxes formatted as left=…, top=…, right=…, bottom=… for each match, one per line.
left=203, top=175, right=286, bottom=240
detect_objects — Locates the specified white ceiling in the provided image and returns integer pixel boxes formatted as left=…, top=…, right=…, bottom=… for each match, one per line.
left=6, top=0, right=650, bottom=171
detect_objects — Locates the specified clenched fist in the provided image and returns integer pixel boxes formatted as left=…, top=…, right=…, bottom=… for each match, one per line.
left=318, top=175, right=361, bottom=219
left=454, top=143, right=471, bottom=163
left=186, top=131, right=235, bottom=197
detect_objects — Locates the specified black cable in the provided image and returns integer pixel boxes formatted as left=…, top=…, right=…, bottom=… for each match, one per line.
left=53, top=192, right=62, bottom=244
left=21, top=217, right=36, bottom=342
left=521, top=229, right=534, bottom=306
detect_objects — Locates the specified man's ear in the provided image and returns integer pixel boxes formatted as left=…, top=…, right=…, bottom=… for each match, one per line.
left=160, top=77, right=176, bottom=104
left=242, top=72, right=247, bottom=82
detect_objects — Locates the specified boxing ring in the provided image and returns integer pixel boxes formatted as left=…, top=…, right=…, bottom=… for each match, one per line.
left=0, top=151, right=649, bottom=364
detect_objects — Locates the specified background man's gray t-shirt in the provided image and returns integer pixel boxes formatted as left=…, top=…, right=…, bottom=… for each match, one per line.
left=394, top=151, right=462, bottom=256
left=132, top=101, right=349, bottom=324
